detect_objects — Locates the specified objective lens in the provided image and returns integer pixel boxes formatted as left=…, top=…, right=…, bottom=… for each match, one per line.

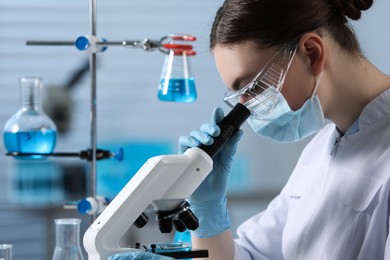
left=134, top=212, right=149, bottom=228
left=158, top=218, right=173, bottom=233
left=173, top=219, right=187, bottom=232
left=178, top=209, right=199, bottom=231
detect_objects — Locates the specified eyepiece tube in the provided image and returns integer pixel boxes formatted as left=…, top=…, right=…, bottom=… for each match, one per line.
left=200, top=103, right=251, bottom=158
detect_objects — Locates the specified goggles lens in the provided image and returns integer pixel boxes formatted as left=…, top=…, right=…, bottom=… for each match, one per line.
left=223, top=41, right=297, bottom=118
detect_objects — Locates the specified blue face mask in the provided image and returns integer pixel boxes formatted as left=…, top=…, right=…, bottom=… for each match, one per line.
left=247, top=76, right=325, bottom=143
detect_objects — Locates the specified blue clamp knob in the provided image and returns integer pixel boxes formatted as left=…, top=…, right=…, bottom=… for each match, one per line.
left=115, top=147, right=124, bottom=162
left=75, top=36, right=90, bottom=51
left=77, top=198, right=93, bottom=215
left=77, top=196, right=110, bottom=215
left=75, top=35, right=107, bottom=53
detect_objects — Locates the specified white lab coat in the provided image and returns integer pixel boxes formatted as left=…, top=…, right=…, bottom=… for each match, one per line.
left=234, top=88, right=390, bottom=260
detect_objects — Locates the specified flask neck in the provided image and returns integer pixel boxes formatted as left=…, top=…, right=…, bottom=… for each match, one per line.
left=19, top=77, right=43, bottom=111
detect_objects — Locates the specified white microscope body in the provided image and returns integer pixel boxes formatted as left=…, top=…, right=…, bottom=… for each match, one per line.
left=83, top=147, right=213, bottom=260
left=83, top=103, right=251, bottom=260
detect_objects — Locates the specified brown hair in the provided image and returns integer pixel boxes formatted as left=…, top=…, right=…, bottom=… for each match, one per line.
left=210, top=0, right=373, bottom=55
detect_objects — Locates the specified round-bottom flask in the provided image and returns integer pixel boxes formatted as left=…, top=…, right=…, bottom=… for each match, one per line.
left=52, top=218, right=84, bottom=260
left=3, top=77, right=57, bottom=159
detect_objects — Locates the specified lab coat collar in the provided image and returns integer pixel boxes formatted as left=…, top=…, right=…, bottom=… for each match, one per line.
left=356, top=88, right=390, bottom=133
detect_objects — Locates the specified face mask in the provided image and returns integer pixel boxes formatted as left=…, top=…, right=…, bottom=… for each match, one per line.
left=247, top=74, right=325, bottom=143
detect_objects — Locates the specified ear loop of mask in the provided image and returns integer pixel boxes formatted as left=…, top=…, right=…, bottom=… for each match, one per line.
left=311, top=72, right=323, bottom=99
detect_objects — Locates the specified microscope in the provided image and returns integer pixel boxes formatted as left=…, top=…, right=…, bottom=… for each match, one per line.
left=83, top=103, right=251, bottom=259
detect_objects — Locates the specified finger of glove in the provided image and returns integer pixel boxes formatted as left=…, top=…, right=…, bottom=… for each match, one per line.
left=190, top=130, right=215, bottom=145
left=212, top=107, right=225, bottom=124
left=178, top=122, right=220, bottom=154
left=199, top=123, right=220, bottom=137
left=180, top=128, right=241, bottom=154
left=178, top=135, right=201, bottom=154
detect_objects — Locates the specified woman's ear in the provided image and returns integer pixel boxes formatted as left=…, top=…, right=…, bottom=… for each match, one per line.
left=298, top=33, right=326, bottom=76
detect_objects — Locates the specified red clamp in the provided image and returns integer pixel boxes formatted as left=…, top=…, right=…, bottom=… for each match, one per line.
left=161, top=34, right=197, bottom=55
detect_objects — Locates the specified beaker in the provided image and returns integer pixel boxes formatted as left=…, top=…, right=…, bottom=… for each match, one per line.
left=3, top=77, right=57, bottom=159
left=0, top=244, right=12, bottom=260
left=52, top=218, right=84, bottom=260
left=158, top=49, right=197, bottom=102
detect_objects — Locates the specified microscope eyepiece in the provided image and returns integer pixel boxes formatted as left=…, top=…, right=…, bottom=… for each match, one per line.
left=200, top=103, right=251, bottom=158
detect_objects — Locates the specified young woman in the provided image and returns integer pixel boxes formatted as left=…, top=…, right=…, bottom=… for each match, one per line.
left=110, top=0, right=390, bottom=259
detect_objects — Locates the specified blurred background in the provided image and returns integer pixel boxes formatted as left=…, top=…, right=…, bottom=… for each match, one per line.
left=0, top=0, right=389, bottom=259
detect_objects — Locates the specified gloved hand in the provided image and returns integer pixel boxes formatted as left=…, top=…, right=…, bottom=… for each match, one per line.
left=108, top=251, right=174, bottom=260
left=179, top=107, right=244, bottom=238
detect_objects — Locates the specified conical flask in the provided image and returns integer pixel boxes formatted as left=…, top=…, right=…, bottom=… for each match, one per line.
left=3, top=77, right=57, bottom=159
left=157, top=49, right=197, bottom=103
left=52, top=218, right=84, bottom=260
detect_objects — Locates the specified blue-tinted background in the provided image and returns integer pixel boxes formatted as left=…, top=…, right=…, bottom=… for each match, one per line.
left=0, top=0, right=389, bottom=259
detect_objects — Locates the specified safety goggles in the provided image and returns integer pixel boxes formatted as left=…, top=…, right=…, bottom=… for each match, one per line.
left=223, top=40, right=298, bottom=118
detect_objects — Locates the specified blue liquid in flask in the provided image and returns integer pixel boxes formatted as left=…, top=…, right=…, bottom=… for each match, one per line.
left=158, top=78, right=197, bottom=102
left=4, top=130, right=57, bottom=159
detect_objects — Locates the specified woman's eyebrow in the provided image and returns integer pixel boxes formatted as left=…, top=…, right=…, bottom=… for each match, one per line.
left=231, top=75, right=253, bottom=91
left=231, top=79, right=242, bottom=91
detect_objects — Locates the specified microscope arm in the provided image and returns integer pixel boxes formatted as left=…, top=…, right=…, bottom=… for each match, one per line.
left=83, top=147, right=213, bottom=260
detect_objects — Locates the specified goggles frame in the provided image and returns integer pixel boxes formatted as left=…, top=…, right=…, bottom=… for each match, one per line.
left=223, top=40, right=298, bottom=117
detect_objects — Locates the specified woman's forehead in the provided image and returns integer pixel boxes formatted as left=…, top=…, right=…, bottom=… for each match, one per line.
left=214, top=44, right=275, bottom=90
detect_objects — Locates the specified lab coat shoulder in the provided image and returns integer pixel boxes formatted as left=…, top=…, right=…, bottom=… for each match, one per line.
left=234, top=124, right=335, bottom=260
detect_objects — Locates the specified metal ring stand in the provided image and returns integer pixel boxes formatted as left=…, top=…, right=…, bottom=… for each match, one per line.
left=18, top=1, right=195, bottom=223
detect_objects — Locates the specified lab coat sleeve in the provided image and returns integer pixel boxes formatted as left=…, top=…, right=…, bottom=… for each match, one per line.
left=233, top=193, right=289, bottom=260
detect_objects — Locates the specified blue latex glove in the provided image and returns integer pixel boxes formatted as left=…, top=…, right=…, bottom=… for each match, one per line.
left=179, top=107, right=244, bottom=238
left=108, top=251, right=174, bottom=260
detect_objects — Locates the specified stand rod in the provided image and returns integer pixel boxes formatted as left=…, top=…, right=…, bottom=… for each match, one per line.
left=89, top=0, right=98, bottom=222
